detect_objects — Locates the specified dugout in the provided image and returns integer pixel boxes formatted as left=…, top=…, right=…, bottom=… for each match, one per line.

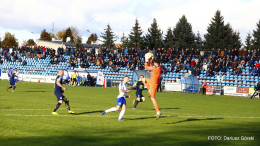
left=181, top=75, right=200, bottom=93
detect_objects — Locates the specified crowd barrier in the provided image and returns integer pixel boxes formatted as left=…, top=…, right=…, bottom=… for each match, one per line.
left=164, top=83, right=258, bottom=98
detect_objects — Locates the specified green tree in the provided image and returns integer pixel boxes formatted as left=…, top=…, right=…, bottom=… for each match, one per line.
left=62, top=27, right=74, bottom=42
left=195, top=31, right=202, bottom=49
left=121, top=32, right=129, bottom=48
left=144, top=18, right=163, bottom=49
left=173, top=15, right=196, bottom=49
left=128, top=18, right=143, bottom=48
left=164, top=27, right=175, bottom=50
left=1, top=32, right=18, bottom=47
left=203, top=10, right=242, bottom=50
left=49, top=32, right=56, bottom=39
left=100, top=24, right=117, bottom=48
left=244, top=31, right=253, bottom=50
left=75, top=36, right=82, bottom=49
left=40, top=29, right=51, bottom=41
left=27, top=39, right=36, bottom=46
left=252, top=20, right=260, bottom=49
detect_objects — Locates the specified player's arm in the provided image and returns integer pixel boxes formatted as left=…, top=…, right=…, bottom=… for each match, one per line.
left=144, top=62, right=153, bottom=71
left=120, top=89, right=130, bottom=93
left=126, top=95, right=133, bottom=98
left=129, top=84, right=136, bottom=89
left=56, top=79, right=66, bottom=90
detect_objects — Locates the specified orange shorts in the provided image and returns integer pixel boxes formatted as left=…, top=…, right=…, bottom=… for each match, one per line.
left=144, top=79, right=158, bottom=98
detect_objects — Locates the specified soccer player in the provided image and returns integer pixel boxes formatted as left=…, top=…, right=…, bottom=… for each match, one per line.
left=52, top=69, right=75, bottom=115
left=129, top=75, right=145, bottom=109
left=71, top=71, right=77, bottom=87
left=7, top=70, right=16, bottom=92
left=14, top=68, right=19, bottom=88
left=8, top=68, right=13, bottom=81
left=142, top=58, right=162, bottom=120
left=101, top=76, right=132, bottom=121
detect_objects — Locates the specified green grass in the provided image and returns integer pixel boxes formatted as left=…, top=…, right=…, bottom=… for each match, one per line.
left=0, top=80, right=259, bottom=146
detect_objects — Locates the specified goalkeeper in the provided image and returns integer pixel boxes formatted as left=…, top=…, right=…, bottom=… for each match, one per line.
left=142, top=53, right=162, bottom=120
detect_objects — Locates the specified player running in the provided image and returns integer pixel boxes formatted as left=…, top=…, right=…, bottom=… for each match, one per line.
left=14, top=68, right=19, bottom=88
left=52, top=69, right=75, bottom=115
left=7, top=70, right=17, bottom=92
left=142, top=54, right=162, bottom=120
left=101, top=76, right=132, bottom=121
left=71, top=71, right=77, bottom=87
left=129, top=75, right=145, bottom=109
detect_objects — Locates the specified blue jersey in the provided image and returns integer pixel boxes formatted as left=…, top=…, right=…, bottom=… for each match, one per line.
left=135, top=80, right=144, bottom=95
left=10, top=73, right=16, bottom=81
left=55, top=75, right=63, bottom=92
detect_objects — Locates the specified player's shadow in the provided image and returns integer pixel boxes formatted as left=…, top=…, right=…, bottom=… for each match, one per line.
left=167, top=118, right=223, bottom=124
left=127, top=115, right=175, bottom=121
left=76, top=110, right=104, bottom=115
left=20, top=91, right=47, bottom=92
left=159, top=108, right=180, bottom=110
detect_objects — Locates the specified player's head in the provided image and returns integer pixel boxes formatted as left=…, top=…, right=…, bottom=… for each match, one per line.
left=154, top=60, right=160, bottom=67
left=15, top=68, right=17, bottom=71
left=58, top=69, right=64, bottom=76
left=123, top=76, right=129, bottom=83
left=140, top=75, right=144, bottom=80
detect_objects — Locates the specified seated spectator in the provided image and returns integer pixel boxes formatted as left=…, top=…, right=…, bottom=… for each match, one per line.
left=252, top=67, right=258, bottom=76
left=138, top=63, right=144, bottom=70
left=202, top=63, right=208, bottom=71
left=64, top=75, right=71, bottom=85
left=233, top=67, right=241, bottom=75
left=195, top=68, right=201, bottom=76
left=160, top=64, right=167, bottom=74
left=129, top=62, right=135, bottom=70
left=214, top=66, right=219, bottom=74
left=80, top=62, right=85, bottom=68
left=77, top=76, right=82, bottom=86
left=206, top=69, right=214, bottom=77
left=50, top=59, right=55, bottom=64
left=221, top=66, right=227, bottom=75
left=255, top=61, right=260, bottom=68
left=101, top=62, right=107, bottom=69
left=22, top=59, right=27, bottom=66
left=175, top=65, right=181, bottom=73
left=18, top=57, right=22, bottom=62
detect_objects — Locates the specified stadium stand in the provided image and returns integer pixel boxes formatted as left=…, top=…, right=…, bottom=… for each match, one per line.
left=0, top=46, right=259, bottom=88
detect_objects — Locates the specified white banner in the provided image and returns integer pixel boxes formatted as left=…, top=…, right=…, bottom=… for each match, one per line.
left=165, top=83, right=182, bottom=91
left=0, top=73, right=9, bottom=80
left=224, top=86, right=237, bottom=96
left=30, top=75, right=46, bottom=83
left=46, top=75, right=57, bottom=83
left=96, top=71, right=104, bottom=86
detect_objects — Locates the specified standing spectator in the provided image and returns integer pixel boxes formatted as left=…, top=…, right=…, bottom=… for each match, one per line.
left=157, top=76, right=163, bottom=92
left=202, top=80, right=207, bottom=95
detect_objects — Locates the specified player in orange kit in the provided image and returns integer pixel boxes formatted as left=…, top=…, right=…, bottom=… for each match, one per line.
left=142, top=54, right=162, bottom=120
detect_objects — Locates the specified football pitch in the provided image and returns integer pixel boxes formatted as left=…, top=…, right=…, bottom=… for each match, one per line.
left=0, top=81, right=259, bottom=146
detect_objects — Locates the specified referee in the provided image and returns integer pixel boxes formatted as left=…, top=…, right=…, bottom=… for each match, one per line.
left=202, top=80, right=207, bottom=95
left=71, top=71, right=77, bottom=87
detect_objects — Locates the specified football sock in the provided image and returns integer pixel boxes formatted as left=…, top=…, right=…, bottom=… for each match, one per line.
left=152, top=100, right=159, bottom=112
left=8, top=85, right=12, bottom=89
left=65, top=101, right=70, bottom=111
left=140, top=99, right=143, bottom=102
left=118, top=110, right=125, bottom=119
left=134, top=100, right=139, bottom=108
left=105, top=107, right=117, bottom=113
left=13, top=86, right=16, bottom=90
left=53, top=102, right=61, bottom=112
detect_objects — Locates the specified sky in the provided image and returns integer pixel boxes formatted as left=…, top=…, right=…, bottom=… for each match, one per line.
left=0, top=0, right=259, bottom=46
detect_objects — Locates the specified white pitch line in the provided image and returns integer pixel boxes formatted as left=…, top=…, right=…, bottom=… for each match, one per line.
left=1, top=114, right=260, bottom=119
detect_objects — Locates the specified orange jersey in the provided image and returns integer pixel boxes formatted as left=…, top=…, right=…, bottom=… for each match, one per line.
left=145, top=62, right=161, bottom=84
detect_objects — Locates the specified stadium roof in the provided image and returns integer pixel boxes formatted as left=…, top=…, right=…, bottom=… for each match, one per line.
left=37, top=40, right=101, bottom=48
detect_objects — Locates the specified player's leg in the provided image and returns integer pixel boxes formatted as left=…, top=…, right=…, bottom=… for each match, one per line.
left=12, top=85, right=16, bottom=92
left=52, top=100, right=63, bottom=115
left=133, top=96, right=140, bottom=109
left=118, top=104, right=126, bottom=121
left=7, top=85, right=12, bottom=91
left=64, top=98, right=75, bottom=114
left=101, top=98, right=122, bottom=115
left=150, top=85, right=162, bottom=120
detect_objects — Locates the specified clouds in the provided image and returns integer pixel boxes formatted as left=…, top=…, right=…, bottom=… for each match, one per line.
left=0, top=0, right=259, bottom=46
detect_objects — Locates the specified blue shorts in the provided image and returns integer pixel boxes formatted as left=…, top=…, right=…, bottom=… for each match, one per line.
left=54, top=90, right=66, bottom=101
left=10, top=80, right=15, bottom=86
left=14, top=79, right=18, bottom=83
left=116, top=97, right=126, bottom=107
